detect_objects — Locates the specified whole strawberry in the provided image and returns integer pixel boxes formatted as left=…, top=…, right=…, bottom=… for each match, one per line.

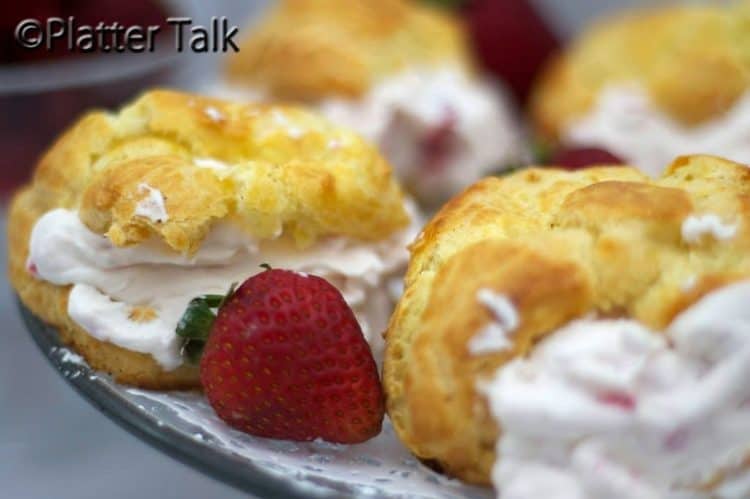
left=463, top=0, right=560, bottom=104
left=176, top=268, right=384, bottom=444
left=549, top=146, right=625, bottom=170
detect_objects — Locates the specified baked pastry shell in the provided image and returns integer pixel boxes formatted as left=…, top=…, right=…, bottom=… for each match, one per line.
left=384, top=155, right=750, bottom=484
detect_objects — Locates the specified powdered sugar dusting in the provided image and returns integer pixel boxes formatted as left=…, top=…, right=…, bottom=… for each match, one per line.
left=203, top=106, right=225, bottom=123
left=272, top=110, right=306, bottom=139
left=194, top=157, right=230, bottom=173
left=682, top=275, right=698, bottom=292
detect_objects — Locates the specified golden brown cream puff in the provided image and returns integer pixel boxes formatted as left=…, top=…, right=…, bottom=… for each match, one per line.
left=531, top=3, right=750, bottom=176
left=384, top=155, right=750, bottom=498
left=9, top=90, right=418, bottom=388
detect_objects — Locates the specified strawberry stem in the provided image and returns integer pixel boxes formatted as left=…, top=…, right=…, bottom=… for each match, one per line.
left=176, top=295, right=221, bottom=340
left=176, top=282, right=237, bottom=364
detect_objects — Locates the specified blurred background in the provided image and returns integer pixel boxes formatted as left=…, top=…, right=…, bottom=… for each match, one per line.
left=0, top=1, right=686, bottom=498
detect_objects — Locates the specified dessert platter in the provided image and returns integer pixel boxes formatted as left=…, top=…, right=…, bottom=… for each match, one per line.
left=13, top=87, right=486, bottom=498
left=9, top=1, right=750, bottom=498
left=21, top=307, right=488, bottom=498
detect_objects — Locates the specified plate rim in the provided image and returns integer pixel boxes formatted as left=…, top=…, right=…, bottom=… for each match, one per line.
left=18, top=299, right=357, bottom=499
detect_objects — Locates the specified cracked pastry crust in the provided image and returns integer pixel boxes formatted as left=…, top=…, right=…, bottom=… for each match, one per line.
left=531, top=3, right=750, bottom=142
left=8, top=89, right=409, bottom=388
left=225, top=0, right=473, bottom=101
left=383, top=155, right=750, bottom=484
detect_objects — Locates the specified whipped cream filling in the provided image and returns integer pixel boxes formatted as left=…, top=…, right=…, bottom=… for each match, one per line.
left=564, top=86, right=750, bottom=177
left=28, top=208, right=418, bottom=370
left=482, top=281, right=750, bottom=499
left=682, top=214, right=739, bottom=245
left=133, top=183, right=168, bottom=223
left=211, top=66, right=524, bottom=204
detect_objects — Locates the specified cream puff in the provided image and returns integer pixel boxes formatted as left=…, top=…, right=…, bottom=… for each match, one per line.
left=531, top=3, right=750, bottom=176
left=384, top=154, right=750, bottom=498
left=213, top=0, right=525, bottom=207
left=9, top=90, right=419, bottom=389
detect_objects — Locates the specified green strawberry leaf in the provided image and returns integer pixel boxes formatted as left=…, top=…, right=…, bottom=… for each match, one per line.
left=181, top=339, right=206, bottom=365
left=176, top=282, right=238, bottom=364
left=176, top=296, right=219, bottom=340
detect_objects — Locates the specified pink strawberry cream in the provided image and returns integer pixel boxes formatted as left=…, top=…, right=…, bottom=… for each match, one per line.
left=480, top=281, right=750, bottom=499
left=26, top=206, right=419, bottom=369
left=317, top=67, right=524, bottom=204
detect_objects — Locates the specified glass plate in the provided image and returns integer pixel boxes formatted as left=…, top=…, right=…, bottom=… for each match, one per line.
left=19, top=302, right=492, bottom=499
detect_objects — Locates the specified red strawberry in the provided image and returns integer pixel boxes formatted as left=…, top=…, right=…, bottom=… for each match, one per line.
left=549, top=146, right=625, bottom=170
left=463, top=0, right=561, bottom=104
left=176, top=268, right=384, bottom=444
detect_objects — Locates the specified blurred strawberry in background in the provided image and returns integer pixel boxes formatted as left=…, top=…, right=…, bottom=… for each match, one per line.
left=463, top=0, right=560, bottom=104
left=0, top=0, right=174, bottom=193
left=425, top=0, right=561, bottom=104
left=549, top=146, right=624, bottom=170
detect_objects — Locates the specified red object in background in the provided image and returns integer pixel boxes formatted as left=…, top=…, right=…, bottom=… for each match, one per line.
left=0, top=1, right=174, bottom=193
left=463, top=0, right=560, bottom=104
left=0, top=78, right=167, bottom=192
left=550, top=147, right=625, bottom=170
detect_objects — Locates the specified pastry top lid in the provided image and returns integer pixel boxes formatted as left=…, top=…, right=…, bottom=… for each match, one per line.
left=24, top=90, right=410, bottom=253
left=225, top=0, right=474, bottom=101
